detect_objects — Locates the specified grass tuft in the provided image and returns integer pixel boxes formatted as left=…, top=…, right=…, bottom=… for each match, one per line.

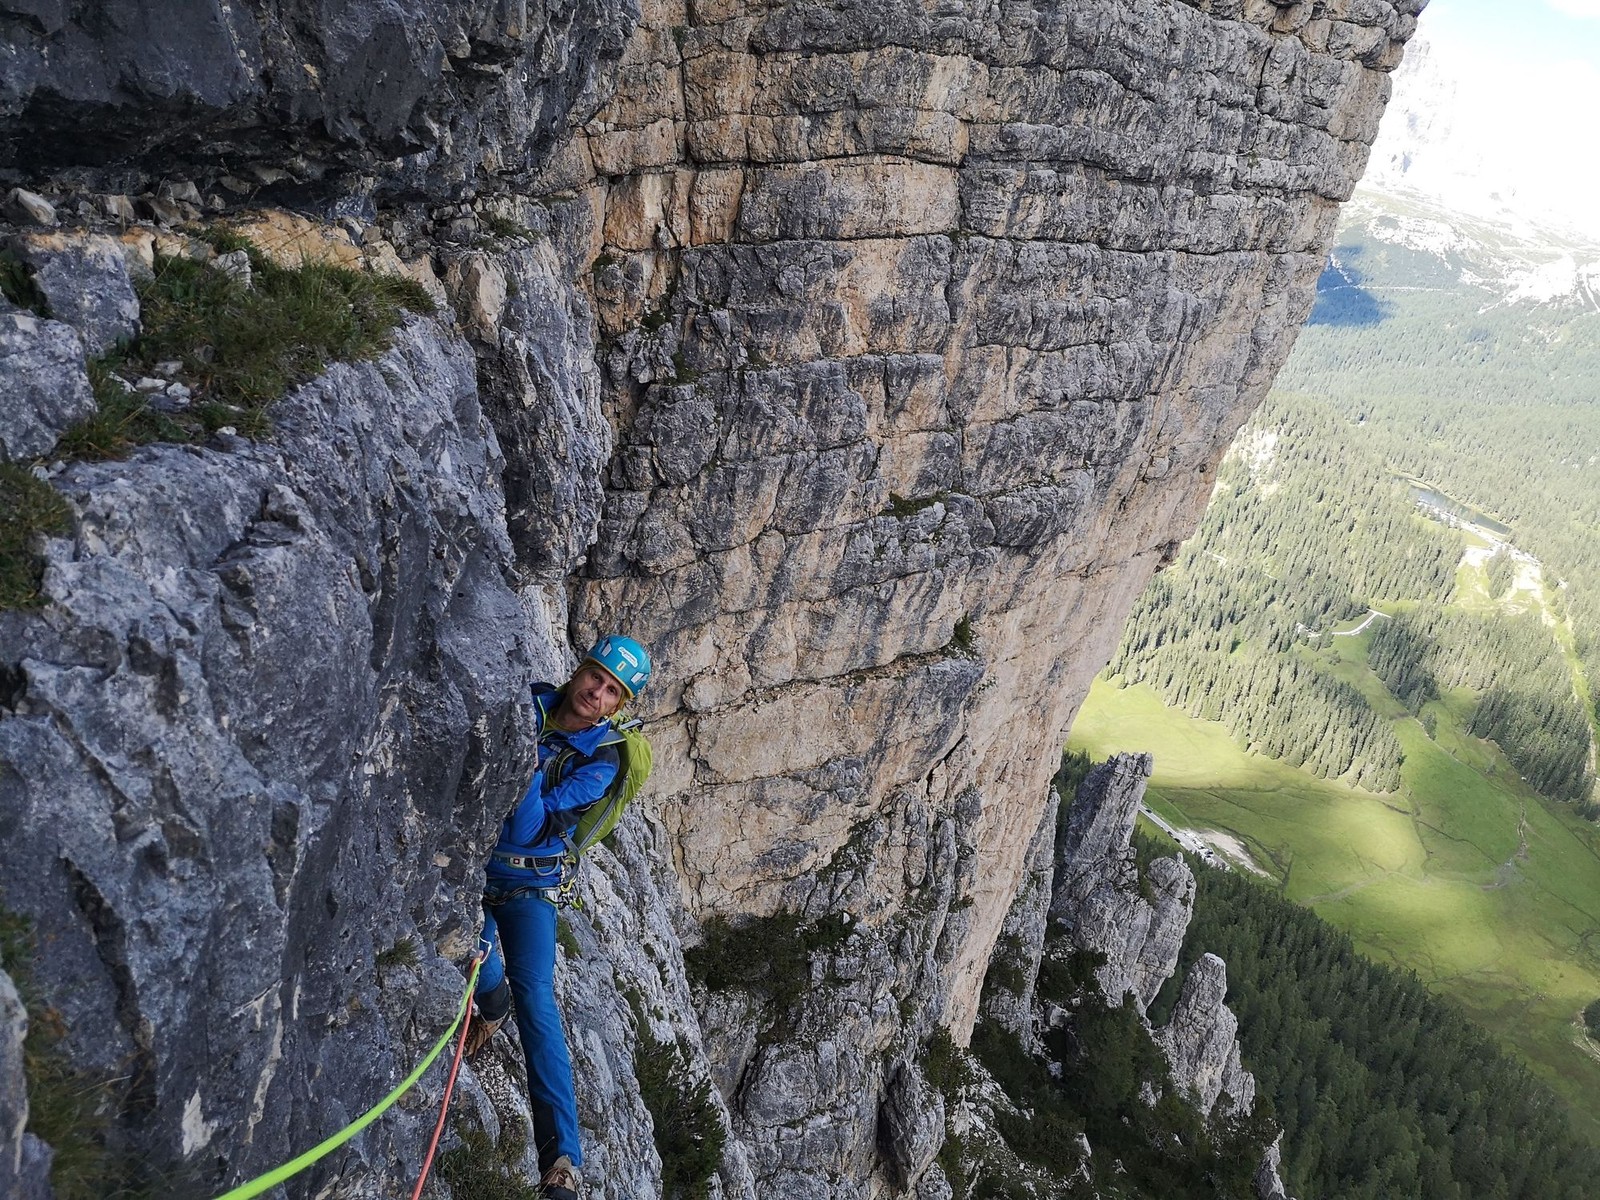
left=920, top=1026, right=974, bottom=1098
left=0, top=465, right=72, bottom=609
left=437, top=1128, right=541, bottom=1200
left=883, top=491, right=949, bottom=519
left=949, top=614, right=976, bottom=657
left=128, top=251, right=432, bottom=421
left=375, top=938, right=419, bottom=970
left=54, top=361, right=196, bottom=460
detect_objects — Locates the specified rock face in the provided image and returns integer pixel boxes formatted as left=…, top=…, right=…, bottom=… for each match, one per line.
left=1050, top=753, right=1284, bottom=1195
left=0, top=309, right=95, bottom=460
left=0, top=0, right=1420, bottom=1196
left=556, top=2, right=1418, bottom=1176
left=0, top=0, right=637, bottom=198
left=1051, top=754, right=1195, bottom=1011
left=0, top=309, right=550, bottom=1190
left=570, top=0, right=1416, bottom=998
left=1153, top=952, right=1256, bottom=1119
left=11, top=232, right=140, bottom=355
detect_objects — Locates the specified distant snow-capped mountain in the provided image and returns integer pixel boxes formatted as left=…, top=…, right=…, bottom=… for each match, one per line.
left=1335, top=188, right=1600, bottom=313
left=1363, top=33, right=1600, bottom=247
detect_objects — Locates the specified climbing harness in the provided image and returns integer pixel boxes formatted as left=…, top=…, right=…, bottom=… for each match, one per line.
left=211, top=953, right=485, bottom=1200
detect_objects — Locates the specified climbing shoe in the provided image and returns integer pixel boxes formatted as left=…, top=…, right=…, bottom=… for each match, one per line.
left=464, top=980, right=512, bottom=1059
left=538, top=1155, right=581, bottom=1200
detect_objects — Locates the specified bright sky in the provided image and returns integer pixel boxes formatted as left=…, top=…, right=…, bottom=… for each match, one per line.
left=1383, top=0, right=1600, bottom=235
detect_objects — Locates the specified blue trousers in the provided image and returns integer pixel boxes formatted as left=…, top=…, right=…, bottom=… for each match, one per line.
left=477, top=885, right=582, bottom=1170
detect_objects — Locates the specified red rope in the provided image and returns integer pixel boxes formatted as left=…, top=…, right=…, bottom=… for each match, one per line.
left=410, top=954, right=485, bottom=1200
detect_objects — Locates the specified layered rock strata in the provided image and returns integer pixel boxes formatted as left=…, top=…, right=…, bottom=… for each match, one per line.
left=568, top=0, right=1419, bottom=1001
left=553, top=0, right=1420, bottom=1175
left=0, top=0, right=1420, bottom=1195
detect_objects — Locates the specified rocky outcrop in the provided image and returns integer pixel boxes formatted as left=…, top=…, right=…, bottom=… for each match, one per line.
left=0, top=968, right=39, bottom=1198
left=0, top=0, right=1421, bottom=1195
left=0, top=975, right=50, bottom=1200
left=11, top=233, right=141, bottom=355
left=1051, top=754, right=1194, bottom=1010
left=1256, top=1135, right=1292, bottom=1200
left=1049, top=753, right=1288, bottom=1197
left=1153, top=952, right=1256, bottom=1119
left=0, top=292, right=547, bottom=1189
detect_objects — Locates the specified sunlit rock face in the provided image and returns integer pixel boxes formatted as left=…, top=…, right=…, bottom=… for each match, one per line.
left=560, top=0, right=1416, bottom=1185
left=0, top=0, right=1419, bottom=1195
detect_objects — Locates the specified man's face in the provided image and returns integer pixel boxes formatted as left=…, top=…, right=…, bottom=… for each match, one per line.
left=565, top=663, right=627, bottom=725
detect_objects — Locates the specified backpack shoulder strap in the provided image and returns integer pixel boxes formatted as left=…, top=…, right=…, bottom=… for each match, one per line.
left=570, top=718, right=653, bottom=854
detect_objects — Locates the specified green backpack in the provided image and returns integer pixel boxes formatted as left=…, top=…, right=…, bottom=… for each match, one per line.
left=566, top=718, right=653, bottom=855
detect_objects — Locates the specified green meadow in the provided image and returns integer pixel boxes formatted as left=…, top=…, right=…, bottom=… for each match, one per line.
left=1070, top=663, right=1600, bottom=1140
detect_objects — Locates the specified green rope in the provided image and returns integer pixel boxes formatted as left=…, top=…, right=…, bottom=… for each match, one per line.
left=213, top=955, right=484, bottom=1200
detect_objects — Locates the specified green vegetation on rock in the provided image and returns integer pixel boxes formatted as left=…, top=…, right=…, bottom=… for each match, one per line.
left=84, top=242, right=434, bottom=449
left=1, top=235, right=435, bottom=613
left=0, top=464, right=72, bottom=609
left=0, top=248, right=49, bottom=316
left=629, top=1002, right=726, bottom=1200
left=935, top=913, right=1275, bottom=1198
left=437, top=1127, right=541, bottom=1200
left=685, top=910, right=852, bottom=1024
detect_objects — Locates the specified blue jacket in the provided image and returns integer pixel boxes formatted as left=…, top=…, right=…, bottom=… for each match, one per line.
left=487, top=682, right=620, bottom=884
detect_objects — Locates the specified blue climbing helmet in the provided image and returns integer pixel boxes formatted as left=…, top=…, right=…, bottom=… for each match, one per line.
left=584, top=634, right=651, bottom=698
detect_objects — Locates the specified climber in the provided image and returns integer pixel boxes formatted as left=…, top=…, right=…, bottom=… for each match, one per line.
left=466, top=635, right=653, bottom=1200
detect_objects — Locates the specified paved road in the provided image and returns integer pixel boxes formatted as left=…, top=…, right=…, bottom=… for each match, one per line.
left=1334, top=609, right=1391, bottom=637
left=1137, top=804, right=1224, bottom=869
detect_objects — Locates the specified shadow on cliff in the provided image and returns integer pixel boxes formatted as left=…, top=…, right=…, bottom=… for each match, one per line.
left=1308, top=247, right=1391, bottom=328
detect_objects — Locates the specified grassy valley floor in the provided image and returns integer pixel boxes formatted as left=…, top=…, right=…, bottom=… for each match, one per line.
left=1070, top=669, right=1600, bottom=1142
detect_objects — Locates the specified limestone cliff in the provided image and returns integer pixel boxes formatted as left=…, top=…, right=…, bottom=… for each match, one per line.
left=0, top=1, right=1421, bottom=1197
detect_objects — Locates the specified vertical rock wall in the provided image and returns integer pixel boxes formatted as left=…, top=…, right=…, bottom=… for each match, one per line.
left=0, top=0, right=1423, bottom=1196
left=571, top=0, right=1414, bottom=979
left=550, top=0, right=1418, bottom=1188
